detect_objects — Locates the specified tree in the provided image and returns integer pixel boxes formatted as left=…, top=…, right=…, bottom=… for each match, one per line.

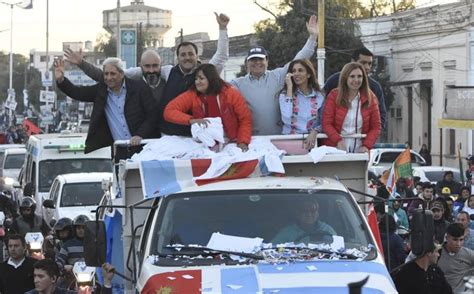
left=251, top=0, right=364, bottom=77
left=368, top=0, right=416, bottom=17
left=0, top=51, right=41, bottom=114
left=94, top=33, right=117, bottom=57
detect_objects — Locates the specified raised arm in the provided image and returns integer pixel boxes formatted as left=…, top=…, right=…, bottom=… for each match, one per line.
left=54, top=59, right=98, bottom=103
left=64, top=48, right=103, bottom=82
left=276, top=15, right=319, bottom=81
left=209, top=12, right=230, bottom=74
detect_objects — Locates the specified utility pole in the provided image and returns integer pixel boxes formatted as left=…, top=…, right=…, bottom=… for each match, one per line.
left=317, top=0, right=325, bottom=87
left=116, top=0, right=121, bottom=58
left=179, top=28, right=184, bottom=43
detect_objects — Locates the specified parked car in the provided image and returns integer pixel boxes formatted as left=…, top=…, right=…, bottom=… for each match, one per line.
left=369, top=147, right=426, bottom=177
left=412, top=166, right=462, bottom=185
left=42, top=172, right=112, bottom=227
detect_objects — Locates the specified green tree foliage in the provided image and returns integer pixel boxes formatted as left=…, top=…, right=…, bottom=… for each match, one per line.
left=94, top=33, right=117, bottom=57
left=252, top=0, right=364, bottom=77
left=0, top=51, right=41, bottom=113
left=368, top=0, right=416, bottom=17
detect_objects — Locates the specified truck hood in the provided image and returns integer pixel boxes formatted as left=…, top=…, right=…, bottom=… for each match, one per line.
left=137, top=259, right=396, bottom=293
left=58, top=206, right=97, bottom=221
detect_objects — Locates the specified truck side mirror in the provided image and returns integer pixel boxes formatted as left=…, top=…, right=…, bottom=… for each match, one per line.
left=42, top=199, right=55, bottom=209
left=84, top=220, right=106, bottom=267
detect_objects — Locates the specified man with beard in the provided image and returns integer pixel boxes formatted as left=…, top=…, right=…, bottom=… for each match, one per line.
left=10, top=197, right=49, bottom=236
left=65, top=12, right=230, bottom=137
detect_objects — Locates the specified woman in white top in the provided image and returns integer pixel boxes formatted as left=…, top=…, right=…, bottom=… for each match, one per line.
left=279, top=59, right=324, bottom=149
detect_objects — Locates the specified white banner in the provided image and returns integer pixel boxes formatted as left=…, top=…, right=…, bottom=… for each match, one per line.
left=41, top=70, right=53, bottom=87
left=39, top=90, right=56, bottom=103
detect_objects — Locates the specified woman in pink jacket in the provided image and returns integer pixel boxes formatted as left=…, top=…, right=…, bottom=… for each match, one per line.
left=322, top=62, right=381, bottom=152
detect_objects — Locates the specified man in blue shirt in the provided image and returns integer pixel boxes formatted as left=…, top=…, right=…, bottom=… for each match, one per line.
left=323, top=47, right=387, bottom=129
left=54, top=57, right=158, bottom=156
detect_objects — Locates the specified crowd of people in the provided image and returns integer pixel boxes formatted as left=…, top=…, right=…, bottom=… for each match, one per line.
left=373, top=170, right=474, bottom=293
left=51, top=13, right=385, bottom=159
left=0, top=192, right=114, bottom=293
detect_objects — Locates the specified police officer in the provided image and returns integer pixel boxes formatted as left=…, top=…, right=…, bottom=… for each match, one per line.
left=10, top=197, right=49, bottom=236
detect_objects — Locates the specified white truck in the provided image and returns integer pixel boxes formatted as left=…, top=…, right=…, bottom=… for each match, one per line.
left=86, top=136, right=396, bottom=293
left=19, top=132, right=113, bottom=216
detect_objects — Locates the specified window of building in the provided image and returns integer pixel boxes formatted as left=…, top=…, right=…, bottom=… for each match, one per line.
left=40, top=55, right=47, bottom=62
left=448, top=129, right=456, bottom=155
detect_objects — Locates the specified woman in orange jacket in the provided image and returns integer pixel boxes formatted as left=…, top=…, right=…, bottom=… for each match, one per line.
left=322, top=62, right=381, bottom=152
left=164, top=64, right=253, bottom=151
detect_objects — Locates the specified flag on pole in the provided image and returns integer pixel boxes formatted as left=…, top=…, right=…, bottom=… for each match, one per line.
left=22, top=118, right=41, bottom=136
left=457, top=143, right=465, bottom=185
left=380, top=148, right=412, bottom=196
left=367, top=203, right=383, bottom=256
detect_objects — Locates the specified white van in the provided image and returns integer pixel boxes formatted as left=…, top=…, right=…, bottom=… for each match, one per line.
left=21, top=132, right=112, bottom=216
left=0, top=147, right=26, bottom=182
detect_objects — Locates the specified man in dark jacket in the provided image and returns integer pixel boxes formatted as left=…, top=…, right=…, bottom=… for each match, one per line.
left=0, top=234, right=36, bottom=293
left=54, top=57, right=158, bottom=155
left=430, top=201, right=450, bottom=244
left=323, top=47, right=387, bottom=128
left=393, top=242, right=452, bottom=294
left=435, top=171, right=462, bottom=196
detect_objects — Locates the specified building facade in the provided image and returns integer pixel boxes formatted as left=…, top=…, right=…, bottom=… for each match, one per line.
left=360, top=1, right=474, bottom=167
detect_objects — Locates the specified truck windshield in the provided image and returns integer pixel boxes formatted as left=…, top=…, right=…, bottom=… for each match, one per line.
left=60, top=182, right=103, bottom=207
left=152, top=190, right=372, bottom=256
left=4, top=154, right=25, bottom=169
left=38, top=159, right=112, bottom=192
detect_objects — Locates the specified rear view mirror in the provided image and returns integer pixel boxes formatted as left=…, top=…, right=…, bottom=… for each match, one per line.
left=411, top=209, right=434, bottom=256
left=42, top=199, right=55, bottom=209
left=84, top=220, right=106, bottom=267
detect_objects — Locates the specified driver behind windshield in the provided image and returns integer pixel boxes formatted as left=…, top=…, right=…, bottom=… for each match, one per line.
left=272, top=199, right=336, bottom=244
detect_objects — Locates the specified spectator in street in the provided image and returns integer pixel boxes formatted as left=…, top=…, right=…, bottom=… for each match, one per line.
left=438, top=223, right=474, bottom=293
left=54, top=57, right=159, bottom=158
left=5, top=125, right=21, bottom=144
left=388, top=195, right=409, bottom=230
left=231, top=15, right=319, bottom=136
left=393, top=242, right=452, bottom=294
left=0, top=234, right=36, bottom=293
left=322, top=62, right=381, bottom=152
left=456, top=211, right=474, bottom=250
left=279, top=59, right=324, bottom=149
left=323, top=47, right=387, bottom=129
left=25, top=259, right=71, bottom=294
left=435, top=171, right=462, bottom=196
left=413, top=180, right=424, bottom=197
left=430, top=201, right=450, bottom=244
left=419, top=143, right=432, bottom=166
left=379, top=214, right=407, bottom=270
left=10, top=197, right=49, bottom=236
left=453, top=186, right=470, bottom=215
left=395, top=177, right=415, bottom=199
left=408, top=182, right=435, bottom=219
left=164, top=64, right=252, bottom=151
left=462, top=194, right=474, bottom=219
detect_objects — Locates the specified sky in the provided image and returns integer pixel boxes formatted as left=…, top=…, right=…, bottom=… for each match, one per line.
left=0, top=0, right=458, bottom=56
